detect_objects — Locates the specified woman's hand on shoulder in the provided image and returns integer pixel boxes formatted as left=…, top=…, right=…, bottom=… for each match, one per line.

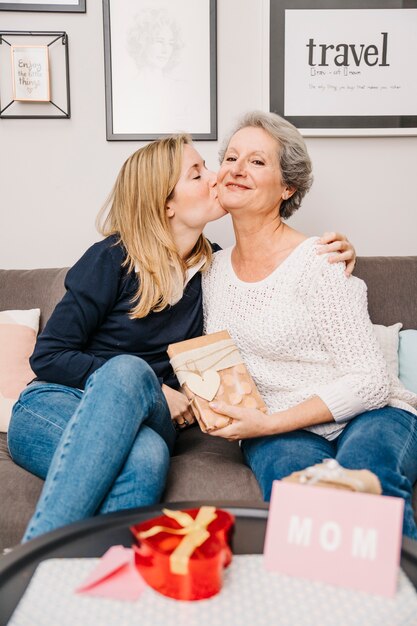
left=207, top=401, right=271, bottom=440
left=317, top=231, right=356, bottom=277
left=162, top=384, right=195, bottom=430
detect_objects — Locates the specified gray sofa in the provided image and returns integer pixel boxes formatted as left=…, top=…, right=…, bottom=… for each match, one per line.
left=1, top=257, right=417, bottom=551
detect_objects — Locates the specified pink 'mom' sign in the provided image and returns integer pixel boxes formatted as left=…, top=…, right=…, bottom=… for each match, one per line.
left=264, top=481, right=404, bottom=597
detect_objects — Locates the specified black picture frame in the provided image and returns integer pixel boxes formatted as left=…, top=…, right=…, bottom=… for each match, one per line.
left=270, top=0, right=417, bottom=135
left=0, top=31, right=70, bottom=118
left=103, top=0, right=217, bottom=141
left=0, top=1, right=85, bottom=12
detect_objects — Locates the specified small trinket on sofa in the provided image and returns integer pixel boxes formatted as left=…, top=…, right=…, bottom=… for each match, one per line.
left=282, top=459, right=382, bottom=494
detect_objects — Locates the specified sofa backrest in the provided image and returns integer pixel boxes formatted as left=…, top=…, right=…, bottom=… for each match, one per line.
left=0, top=256, right=416, bottom=332
left=354, top=256, right=417, bottom=330
left=0, top=268, right=68, bottom=332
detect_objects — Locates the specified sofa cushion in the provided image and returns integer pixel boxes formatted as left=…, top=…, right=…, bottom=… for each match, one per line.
left=373, top=322, right=402, bottom=377
left=399, top=330, right=417, bottom=394
left=0, top=309, right=40, bottom=432
left=164, top=426, right=263, bottom=502
left=0, top=432, right=43, bottom=547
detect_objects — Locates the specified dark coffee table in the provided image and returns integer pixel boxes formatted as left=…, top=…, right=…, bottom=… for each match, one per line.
left=1, top=500, right=416, bottom=626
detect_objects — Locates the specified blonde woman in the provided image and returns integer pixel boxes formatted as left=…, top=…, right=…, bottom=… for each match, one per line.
left=7, top=135, right=224, bottom=542
left=8, top=134, right=354, bottom=542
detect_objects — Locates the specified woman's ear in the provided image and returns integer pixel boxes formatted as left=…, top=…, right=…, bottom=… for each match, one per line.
left=282, top=186, right=296, bottom=201
left=166, top=205, right=175, bottom=219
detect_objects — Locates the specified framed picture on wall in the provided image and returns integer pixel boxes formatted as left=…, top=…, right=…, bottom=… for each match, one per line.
left=270, top=0, right=417, bottom=136
left=0, top=31, right=70, bottom=118
left=0, top=1, right=86, bottom=12
left=11, top=45, right=50, bottom=101
left=103, top=0, right=217, bottom=141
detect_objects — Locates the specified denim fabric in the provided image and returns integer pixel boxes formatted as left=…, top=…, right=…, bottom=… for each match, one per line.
left=242, top=407, right=417, bottom=539
left=7, top=355, right=176, bottom=542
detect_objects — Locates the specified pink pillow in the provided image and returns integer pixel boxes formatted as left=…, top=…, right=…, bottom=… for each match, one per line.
left=0, top=309, right=40, bottom=432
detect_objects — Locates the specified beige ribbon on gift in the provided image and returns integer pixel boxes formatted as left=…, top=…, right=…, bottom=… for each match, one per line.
left=170, top=339, right=242, bottom=386
left=136, top=506, right=218, bottom=575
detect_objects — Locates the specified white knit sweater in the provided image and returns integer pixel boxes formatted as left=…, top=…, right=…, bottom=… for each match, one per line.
left=203, top=237, right=417, bottom=440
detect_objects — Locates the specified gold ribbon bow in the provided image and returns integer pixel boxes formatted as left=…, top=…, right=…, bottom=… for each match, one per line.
left=137, top=506, right=218, bottom=575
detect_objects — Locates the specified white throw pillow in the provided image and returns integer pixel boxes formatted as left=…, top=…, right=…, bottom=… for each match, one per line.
left=372, top=322, right=403, bottom=377
left=0, top=309, right=40, bottom=432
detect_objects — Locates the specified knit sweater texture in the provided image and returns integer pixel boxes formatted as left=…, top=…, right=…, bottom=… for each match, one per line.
left=203, top=237, right=417, bottom=440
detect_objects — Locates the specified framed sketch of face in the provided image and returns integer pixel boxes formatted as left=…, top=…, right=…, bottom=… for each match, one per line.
left=103, top=0, right=217, bottom=141
left=0, top=1, right=86, bottom=12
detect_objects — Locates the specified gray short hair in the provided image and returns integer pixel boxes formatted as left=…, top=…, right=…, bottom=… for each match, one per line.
left=219, top=111, right=313, bottom=219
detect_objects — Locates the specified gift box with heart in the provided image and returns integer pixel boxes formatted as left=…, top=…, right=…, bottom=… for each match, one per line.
left=168, top=330, right=267, bottom=432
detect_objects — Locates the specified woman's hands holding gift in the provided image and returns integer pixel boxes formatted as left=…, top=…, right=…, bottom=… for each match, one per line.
left=209, top=396, right=333, bottom=441
left=208, top=401, right=271, bottom=440
left=209, top=395, right=334, bottom=440
left=162, top=384, right=195, bottom=430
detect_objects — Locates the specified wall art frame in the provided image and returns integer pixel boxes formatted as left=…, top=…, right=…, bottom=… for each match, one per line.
left=0, top=1, right=86, bottom=12
left=0, top=31, right=70, bottom=118
left=270, top=0, right=417, bottom=136
left=103, top=0, right=217, bottom=141
left=11, top=43, right=50, bottom=101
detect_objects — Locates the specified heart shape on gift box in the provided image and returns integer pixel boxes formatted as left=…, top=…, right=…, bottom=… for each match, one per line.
left=185, top=370, right=221, bottom=401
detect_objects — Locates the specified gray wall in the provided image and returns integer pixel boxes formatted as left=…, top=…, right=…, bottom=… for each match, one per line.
left=0, top=0, right=416, bottom=269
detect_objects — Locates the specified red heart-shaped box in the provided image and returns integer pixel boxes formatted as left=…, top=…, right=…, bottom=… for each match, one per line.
left=130, top=508, right=235, bottom=601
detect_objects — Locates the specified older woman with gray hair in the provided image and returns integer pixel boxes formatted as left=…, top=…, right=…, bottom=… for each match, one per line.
left=204, top=111, right=417, bottom=538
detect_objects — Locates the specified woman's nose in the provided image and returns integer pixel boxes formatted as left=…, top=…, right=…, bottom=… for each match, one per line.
left=230, top=158, right=245, bottom=176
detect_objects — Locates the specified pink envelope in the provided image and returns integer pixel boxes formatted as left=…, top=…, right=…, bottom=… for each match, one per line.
left=75, top=545, right=146, bottom=601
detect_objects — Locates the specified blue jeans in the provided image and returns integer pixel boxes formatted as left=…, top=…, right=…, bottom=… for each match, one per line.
left=7, top=355, right=176, bottom=543
left=242, top=407, right=417, bottom=539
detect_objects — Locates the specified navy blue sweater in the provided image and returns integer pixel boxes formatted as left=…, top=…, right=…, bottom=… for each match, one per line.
left=30, top=235, right=219, bottom=390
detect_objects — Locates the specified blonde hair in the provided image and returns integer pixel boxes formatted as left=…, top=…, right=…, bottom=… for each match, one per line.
left=97, top=135, right=213, bottom=318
